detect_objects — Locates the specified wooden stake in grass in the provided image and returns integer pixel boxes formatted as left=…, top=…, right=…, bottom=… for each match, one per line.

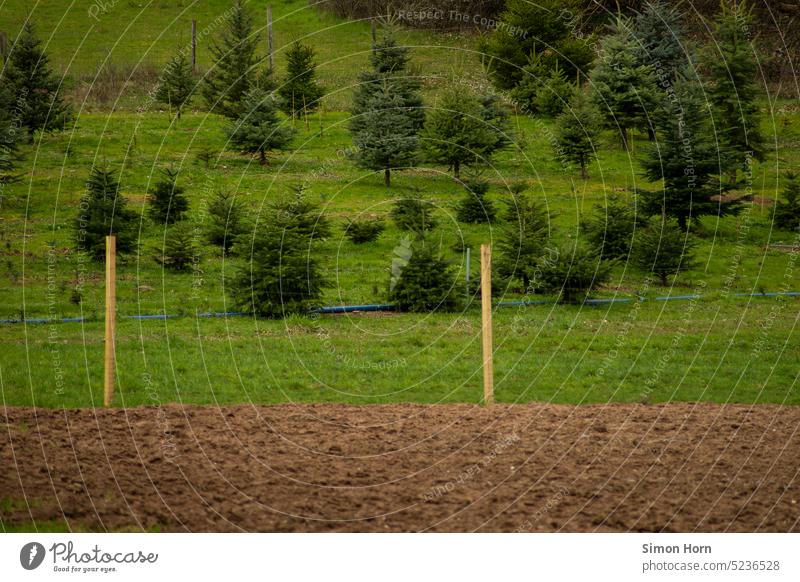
left=104, top=235, right=116, bottom=407
left=267, top=5, right=274, bottom=71
left=191, top=20, right=197, bottom=73
left=480, top=244, right=494, bottom=405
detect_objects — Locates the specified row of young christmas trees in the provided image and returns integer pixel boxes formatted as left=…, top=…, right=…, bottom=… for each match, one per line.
left=2, top=1, right=800, bottom=314
left=72, top=155, right=800, bottom=315
left=148, top=0, right=799, bottom=234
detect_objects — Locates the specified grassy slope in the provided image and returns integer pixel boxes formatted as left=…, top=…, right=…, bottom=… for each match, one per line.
left=0, top=1, right=798, bottom=408
left=0, top=0, right=481, bottom=110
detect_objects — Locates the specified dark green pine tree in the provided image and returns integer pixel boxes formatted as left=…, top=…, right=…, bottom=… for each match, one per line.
left=226, top=88, right=296, bottom=165
left=350, top=26, right=420, bottom=126
left=202, top=0, right=260, bottom=119
left=349, top=30, right=424, bottom=187
left=590, top=17, right=656, bottom=151
left=496, top=186, right=554, bottom=290
left=390, top=194, right=438, bottom=235
left=389, top=240, right=460, bottom=313
left=533, top=64, right=575, bottom=118
left=478, top=0, right=594, bottom=92
left=0, top=81, right=22, bottom=189
left=155, top=52, right=196, bottom=120
left=253, top=66, right=277, bottom=93
left=148, top=168, right=189, bottom=224
left=350, top=83, right=419, bottom=187
left=231, top=192, right=331, bottom=318
left=205, top=190, right=248, bottom=253
left=702, top=1, right=764, bottom=186
left=633, top=1, right=691, bottom=87
left=421, top=88, right=510, bottom=180
left=74, top=166, right=137, bottom=261
left=632, top=1, right=693, bottom=141
left=155, top=222, right=198, bottom=271
left=582, top=196, right=642, bottom=260
left=5, top=22, right=72, bottom=137
left=641, top=76, right=738, bottom=230
left=536, top=240, right=614, bottom=303
left=632, top=218, right=697, bottom=286
left=456, top=176, right=496, bottom=224
left=555, top=89, right=601, bottom=179
left=278, top=42, right=325, bottom=118
left=774, top=172, right=800, bottom=232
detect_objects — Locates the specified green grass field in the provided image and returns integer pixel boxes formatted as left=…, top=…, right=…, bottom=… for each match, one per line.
left=1, top=0, right=482, bottom=110
left=0, top=1, right=798, bottom=408
left=2, top=299, right=799, bottom=408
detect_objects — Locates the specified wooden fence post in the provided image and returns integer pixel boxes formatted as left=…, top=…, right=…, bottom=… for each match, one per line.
left=191, top=20, right=197, bottom=73
left=267, top=5, right=274, bottom=70
left=480, top=244, right=494, bottom=405
left=465, top=246, right=471, bottom=299
left=104, top=236, right=116, bottom=407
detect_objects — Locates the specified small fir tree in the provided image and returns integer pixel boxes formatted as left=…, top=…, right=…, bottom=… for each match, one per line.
left=590, top=17, right=656, bottom=150
left=343, top=219, right=385, bottom=244
left=702, top=1, right=765, bottom=185
left=266, top=186, right=333, bottom=241
left=155, top=222, right=198, bottom=271
left=389, top=240, right=460, bottom=312
left=633, top=1, right=692, bottom=88
left=206, top=190, right=248, bottom=253
left=74, top=166, right=137, bottom=261
left=202, top=0, right=260, bottom=119
left=632, top=218, right=697, bottom=286
left=231, top=193, right=330, bottom=318
left=350, top=83, right=419, bottom=186
left=509, top=56, right=548, bottom=114
left=253, top=66, right=278, bottom=93
left=774, top=172, right=800, bottom=232
left=496, top=186, right=554, bottom=290
left=226, top=88, right=295, bottom=165
left=350, top=30, right=424, bottom=134
left=555, top=89, right=601, bottom=179
left=456, top=176, right=496, bottom=224
left=582, top=196, right=642, bottom=260
left=349, top=30, right=424, bottom=186
left=478, top=0, right=594, bottom=92
left=536, top=240, right=614, bottom=303
left=390, top=195, right=438, bottom=234
left=148, top=168, right=189, bottom=224
left=5, top=22, right=72, bottom=136
left=0, top=81, right=22, bottom=188
left=421, top=89, right=510, bottom=179
left=533, top=64, right=575, bottom=117
left=279, top=42, right=325, bottom=118
left=155, top=52, right=195, bottom=120
left=641, top=75, right=736, bottom=230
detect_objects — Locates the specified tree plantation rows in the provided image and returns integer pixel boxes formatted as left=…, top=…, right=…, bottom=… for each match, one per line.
left=1, top=1, right=798, bottom=318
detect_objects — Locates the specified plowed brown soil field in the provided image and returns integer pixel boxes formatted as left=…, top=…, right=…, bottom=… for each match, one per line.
left=2, top=403, right=799, bottom=532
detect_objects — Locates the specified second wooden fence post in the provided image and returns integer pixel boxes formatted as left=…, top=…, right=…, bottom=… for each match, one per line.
left=104, top=235, right=116, bottom=407
left=481, top=244, right=494, bottom=405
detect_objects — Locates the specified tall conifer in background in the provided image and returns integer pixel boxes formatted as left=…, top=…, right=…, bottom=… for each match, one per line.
left=641, top=76, right=737, bottom=229
left=279, top=42, right=325, bottom=118
left=202, top=0, right=260, bottom=119
left=155, top=53, right=196, bottom=120
left=5, top=23, right=72, bottom=137
left=702, top=1, right=764, bottom=186
left=590, top=17, right=656, bottom=150
left=349, top=30, right=423, bottom=187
